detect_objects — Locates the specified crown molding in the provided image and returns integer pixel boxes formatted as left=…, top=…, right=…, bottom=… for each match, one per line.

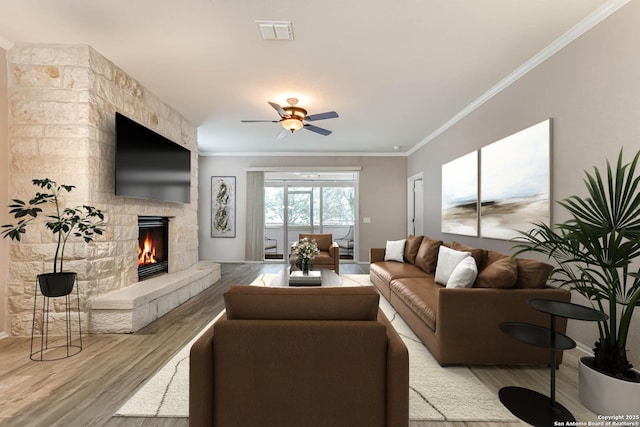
left=407, top=0, right=632, bottom=156
left=245, top=166, right=362, bottom=172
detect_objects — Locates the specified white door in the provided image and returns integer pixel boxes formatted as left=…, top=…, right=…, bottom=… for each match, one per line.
left=408, top=174, right=424, bottom=236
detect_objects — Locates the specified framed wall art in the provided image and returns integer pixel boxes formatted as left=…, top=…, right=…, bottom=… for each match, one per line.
left=480, top=119, right=551, bottom=240
left=211, top=176, right=236, bottom=238
left=441, top=151, right=478, bottom=236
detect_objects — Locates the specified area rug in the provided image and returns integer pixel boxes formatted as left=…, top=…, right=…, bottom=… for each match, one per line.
left=115, top=274, right=515, bottom=422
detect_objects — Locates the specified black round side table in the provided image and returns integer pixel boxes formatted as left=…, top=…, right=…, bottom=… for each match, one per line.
left=499, top=298, right=607, bottom=427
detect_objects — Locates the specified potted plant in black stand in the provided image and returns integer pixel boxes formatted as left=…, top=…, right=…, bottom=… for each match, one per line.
left=2, top=178, right=105, bottom=298
left=513, top=149, right=640, bottom=414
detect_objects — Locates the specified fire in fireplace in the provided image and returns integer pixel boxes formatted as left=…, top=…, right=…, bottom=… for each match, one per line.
left=138, top=216, right=169, bottom=280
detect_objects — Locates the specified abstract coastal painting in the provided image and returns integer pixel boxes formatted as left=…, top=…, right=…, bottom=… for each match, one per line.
left=442, top=151, right=478, bottom=236
left=211, top=176, right=236, bottom=238
left=480, top=119, right=551, bottom=240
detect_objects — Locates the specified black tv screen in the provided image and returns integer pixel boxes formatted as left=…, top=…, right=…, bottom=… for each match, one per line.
left=115, top=112, right=191, bottom=204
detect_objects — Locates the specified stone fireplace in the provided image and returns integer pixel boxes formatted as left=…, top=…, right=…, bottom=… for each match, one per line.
left=5, top=43, right=219, bottom=336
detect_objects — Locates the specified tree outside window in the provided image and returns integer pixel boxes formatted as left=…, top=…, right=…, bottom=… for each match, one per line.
left=322, top=187, right=354, bottom=225
left=265, top=185, right=355, bottom=227
left=265, top=187, right=284, bottom=226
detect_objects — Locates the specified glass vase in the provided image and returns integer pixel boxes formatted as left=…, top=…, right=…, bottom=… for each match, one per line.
left=301, top=258, right=311, bottom=274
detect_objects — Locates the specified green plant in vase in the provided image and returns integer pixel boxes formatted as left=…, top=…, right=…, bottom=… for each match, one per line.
left=513, top=149, right=640, bottom=385
left=2, top=178, right=105, bottom=297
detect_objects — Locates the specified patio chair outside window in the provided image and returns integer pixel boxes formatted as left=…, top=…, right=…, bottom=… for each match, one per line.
left=336, top=225, right=354, bottom=257
left=264, top=236, right=277, bottom=254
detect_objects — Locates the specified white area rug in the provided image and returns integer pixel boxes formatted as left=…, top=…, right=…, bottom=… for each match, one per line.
left=115, top=274, right=515, bottom=421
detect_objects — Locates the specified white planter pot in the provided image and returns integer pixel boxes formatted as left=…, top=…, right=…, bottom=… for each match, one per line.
left=579, top=357, right=640, bottom=415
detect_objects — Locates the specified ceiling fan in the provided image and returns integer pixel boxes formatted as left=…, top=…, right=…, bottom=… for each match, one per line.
left=241, top=98, right=338, bottom=139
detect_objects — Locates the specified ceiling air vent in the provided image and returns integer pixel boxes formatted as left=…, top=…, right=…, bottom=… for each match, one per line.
left=256, top=20, right=294, bottom=41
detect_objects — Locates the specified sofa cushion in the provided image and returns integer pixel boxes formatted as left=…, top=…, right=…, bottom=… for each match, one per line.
left=390, top=277, right=440, bottom=331
left=450, top=242, right=487, bottom=271
left=404, top=235, right=424, bottom=265
left=224, top=285, right=380, bottom=321
left=385, top=239, right=406, bottom=262
left=370, top=261, right=431, bottom=283
left=516, top=258, right=554, bottom=288
left=485, top=250, right=508, bottom=265
left=446, top=256, right=478, bottom=288
left=476, top=255, right=518, bottom=288
left=435, top=246, right=471, bottom=285
left=415, top=236, right=443, bottom=274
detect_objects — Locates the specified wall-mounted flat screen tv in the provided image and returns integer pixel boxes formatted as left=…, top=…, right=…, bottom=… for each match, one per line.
left=115, top=112, right=191, bottom=204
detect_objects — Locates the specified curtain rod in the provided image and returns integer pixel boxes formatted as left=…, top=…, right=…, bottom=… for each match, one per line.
left=244, top=166, right=362, bottom=172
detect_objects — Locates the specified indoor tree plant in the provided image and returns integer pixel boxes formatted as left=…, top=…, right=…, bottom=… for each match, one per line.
left=512, top=148, right=640, bottom=413
left=2, top=178, right=105, bottom=297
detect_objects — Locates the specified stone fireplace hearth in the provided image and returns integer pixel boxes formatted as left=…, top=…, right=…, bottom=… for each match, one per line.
left=89, top=261, right=220, bottom=333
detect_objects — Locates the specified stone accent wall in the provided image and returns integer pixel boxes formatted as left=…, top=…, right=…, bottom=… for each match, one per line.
left=7, top=44, right=199, bottom=336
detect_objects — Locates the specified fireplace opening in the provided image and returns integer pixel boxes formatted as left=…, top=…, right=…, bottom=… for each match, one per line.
left=138, top=216, right=169, bottom=280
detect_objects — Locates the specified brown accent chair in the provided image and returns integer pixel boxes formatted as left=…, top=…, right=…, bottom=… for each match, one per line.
left=189, top=285, right=409, bottom=427
left=298, top=233, right=340, bottom=274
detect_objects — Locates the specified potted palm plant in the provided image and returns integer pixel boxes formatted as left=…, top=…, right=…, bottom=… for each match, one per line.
left=513, top=149, right=640, bottom=414
left=2, top=178, right=105, bottom=297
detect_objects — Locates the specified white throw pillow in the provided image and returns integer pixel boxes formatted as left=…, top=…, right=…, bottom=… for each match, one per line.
left=446, top=256, right=478, bottom=288
left=434, top=246, right=471, bottom=285
left=384, top=239, right=406, bottom=262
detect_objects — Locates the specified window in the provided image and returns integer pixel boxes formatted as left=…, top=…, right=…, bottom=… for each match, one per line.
left=263, top=172, right=358, bottom=260
left=322, top=187, right=355, bottom=226
left=265, top=187, right=284, bottom=226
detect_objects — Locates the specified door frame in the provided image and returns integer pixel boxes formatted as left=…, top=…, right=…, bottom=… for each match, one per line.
left=284, top=186, right=315, bottom=258
left=407, top=172, right=424, bottom=236
left=263, top=175, right=359, bottom=262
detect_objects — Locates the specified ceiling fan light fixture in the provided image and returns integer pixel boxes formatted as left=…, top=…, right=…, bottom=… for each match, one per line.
left=282, top=118, right=303, bottom=132
left=242, top=100, right=336, bottom=137
left=283, top=106, right=307, bottom=120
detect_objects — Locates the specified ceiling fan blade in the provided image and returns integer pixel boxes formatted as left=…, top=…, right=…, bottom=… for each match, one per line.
left=241, top=120, right=279, bottom=123
left=277, top=128, right=289, bottom=140
left=304, top=124, right=332, bottom=136
left=268, top=102, right=286, bottom=117
left=305, top=111, right=339, bottom=121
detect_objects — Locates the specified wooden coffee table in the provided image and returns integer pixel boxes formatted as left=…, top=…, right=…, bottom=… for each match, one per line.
left=269, top=268, right=343, bottom=287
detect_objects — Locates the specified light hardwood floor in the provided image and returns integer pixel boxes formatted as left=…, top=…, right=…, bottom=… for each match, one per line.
left=0, top=262, right=597, bottom=426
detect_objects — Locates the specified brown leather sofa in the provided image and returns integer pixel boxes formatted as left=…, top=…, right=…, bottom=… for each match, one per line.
left=190, top=285, right=409, bottom=427
left=298, top=233, right=340, bottom=273
left=370, top=235, right=571, bottom=366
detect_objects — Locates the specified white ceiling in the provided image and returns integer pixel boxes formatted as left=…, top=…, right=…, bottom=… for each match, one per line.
left=0, top=0, right=616, bottom=155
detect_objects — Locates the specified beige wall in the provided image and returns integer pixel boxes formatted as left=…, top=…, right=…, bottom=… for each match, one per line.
left=0, top=47, right=8, bottom=336
left=407, top=2, right=640, bottom=365
left=198, top=155, right=407, bottom=262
